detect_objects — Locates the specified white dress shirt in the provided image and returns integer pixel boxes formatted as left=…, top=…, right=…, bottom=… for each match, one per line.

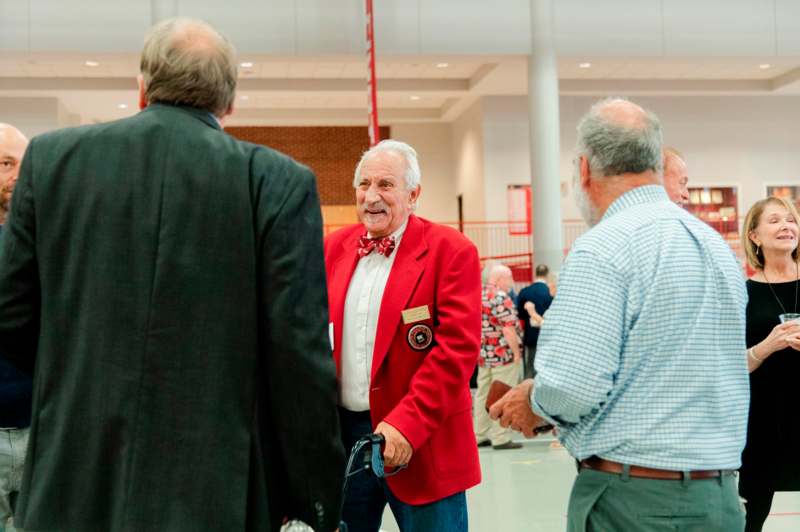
left=339, top=221, right=407, bottom=411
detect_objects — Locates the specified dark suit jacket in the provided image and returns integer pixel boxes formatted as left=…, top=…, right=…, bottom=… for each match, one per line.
left=0, top=104, right=344, bottom=532
left=516, top=281, right=553, bottom=348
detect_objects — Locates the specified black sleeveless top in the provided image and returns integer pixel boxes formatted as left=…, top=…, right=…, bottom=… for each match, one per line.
left=740, top=279, right=800, bottom=494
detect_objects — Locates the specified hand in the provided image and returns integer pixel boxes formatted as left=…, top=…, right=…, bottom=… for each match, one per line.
left=757, top=322, right=800, bottom=358
left=374, top=421, right=413, bottom=468
left=488, top=379, right=548, bottom=438
left=785, top=333, right=800, bottom=352
left=524, top=302, right=544, bottom=327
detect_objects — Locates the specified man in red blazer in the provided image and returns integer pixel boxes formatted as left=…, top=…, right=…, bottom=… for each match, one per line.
left=325, top=140, right=481, bottom=531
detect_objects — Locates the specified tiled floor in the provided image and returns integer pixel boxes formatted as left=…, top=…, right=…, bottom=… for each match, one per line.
left=379, top=435, right=800, bottom=531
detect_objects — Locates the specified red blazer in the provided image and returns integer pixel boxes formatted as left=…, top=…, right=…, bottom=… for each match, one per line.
left=325, top=215, right=482, bottom=504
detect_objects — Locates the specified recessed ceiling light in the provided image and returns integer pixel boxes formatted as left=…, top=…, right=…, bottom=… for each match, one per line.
left=410, top=95, right=421, bottom=101
left=436, top=62, right=449, bottom=68
left=84, top=60, right=99, bottom=67
left=579, top=62, right=592, bottom=69
left=759, top=63, right=771, bottom=69
left=240, top=62, right=254, bottom=68
left=117, top=104, right=128, bottom=109
left=240, top=95, right=250, bottom=101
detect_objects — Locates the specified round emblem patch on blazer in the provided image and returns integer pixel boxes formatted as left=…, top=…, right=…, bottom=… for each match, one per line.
left=407, top=324, right=433, bottom=351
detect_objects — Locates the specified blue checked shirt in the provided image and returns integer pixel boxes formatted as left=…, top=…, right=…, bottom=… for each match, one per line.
left=532, top=185, right=750, bottom=470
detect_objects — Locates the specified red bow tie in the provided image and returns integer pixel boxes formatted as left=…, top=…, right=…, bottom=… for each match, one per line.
left=358, top=234, right=396, bottom=258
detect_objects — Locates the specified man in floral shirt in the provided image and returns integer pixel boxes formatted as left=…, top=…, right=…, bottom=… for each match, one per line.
left=474, top=264, right=523, bottom=450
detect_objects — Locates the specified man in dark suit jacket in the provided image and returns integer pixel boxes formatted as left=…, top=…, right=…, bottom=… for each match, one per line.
left=0, top=18, right=343, bottom=532
left=516, top=264, right=554, bottom=378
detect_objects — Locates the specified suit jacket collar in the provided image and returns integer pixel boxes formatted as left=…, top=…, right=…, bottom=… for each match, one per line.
left=143, top=103, right=222, bottom=131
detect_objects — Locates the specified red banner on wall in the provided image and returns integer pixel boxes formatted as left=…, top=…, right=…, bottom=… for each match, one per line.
left=365, top=0, right=379, bottom=146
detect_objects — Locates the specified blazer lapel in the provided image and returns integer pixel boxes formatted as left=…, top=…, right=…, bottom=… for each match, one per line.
left=329, top=232, right=361, bottom=370
left=371, top=215, right=428, bottom=380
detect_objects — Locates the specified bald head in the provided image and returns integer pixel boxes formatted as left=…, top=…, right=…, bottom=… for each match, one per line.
left=0, top=124, right=29, bottom=224
left=595, top=98, right=650, bottom=130
left=488, top=264, right=514, bottom=293
left=139, top=17, right=237, bottom=117
left=0, top=123, right=28, bottom=149
left=663, top=147, right=689, bottom=205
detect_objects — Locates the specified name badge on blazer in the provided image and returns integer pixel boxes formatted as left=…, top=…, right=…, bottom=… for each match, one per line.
left=401, top=305, right=431, bottom=324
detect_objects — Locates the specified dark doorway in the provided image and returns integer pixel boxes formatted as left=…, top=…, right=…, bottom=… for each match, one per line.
left=457, top=194, right=464, bottom=233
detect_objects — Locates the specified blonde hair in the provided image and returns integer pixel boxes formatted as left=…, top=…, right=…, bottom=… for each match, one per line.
left=140, top=18, right=237, bottom=117
left=742, top=196, right=800, bottom=270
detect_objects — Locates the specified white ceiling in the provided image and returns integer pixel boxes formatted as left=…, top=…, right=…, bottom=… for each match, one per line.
left=4, top=52, right=800, bottom=125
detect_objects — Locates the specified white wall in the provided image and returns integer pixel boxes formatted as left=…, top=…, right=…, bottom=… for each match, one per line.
left=451, top=100, right=485, bottom=221
left=0, top=97, right=69, bottom=137
left=479, top=94, right=800, bottom=225
left=390, top=122, right=457, bottom=222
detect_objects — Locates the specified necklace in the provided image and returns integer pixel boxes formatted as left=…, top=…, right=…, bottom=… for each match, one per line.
left=762, top=260, right=799, bottom=315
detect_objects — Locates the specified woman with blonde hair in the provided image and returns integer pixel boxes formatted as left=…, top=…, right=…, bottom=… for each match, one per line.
left=740, top=196, right=800, bottom=531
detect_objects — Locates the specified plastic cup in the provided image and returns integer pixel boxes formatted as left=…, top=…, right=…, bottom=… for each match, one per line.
left=779, top=313, right=800, bottom=323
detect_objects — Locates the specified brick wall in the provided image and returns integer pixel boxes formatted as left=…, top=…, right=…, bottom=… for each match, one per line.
left=225, top=126, right=390, bottom=205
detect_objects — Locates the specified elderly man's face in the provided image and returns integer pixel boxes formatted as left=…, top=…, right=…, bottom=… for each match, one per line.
left=664, top=154, right=689, bottom=205
left=0, top=127, right=28, bottom=216
left=356, top=150, right=420, bottom=238
left=497, top=271, right=514, bottom=293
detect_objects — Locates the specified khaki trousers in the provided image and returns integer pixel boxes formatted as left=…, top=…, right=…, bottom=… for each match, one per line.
left=473, top=361, right=521, bottom=446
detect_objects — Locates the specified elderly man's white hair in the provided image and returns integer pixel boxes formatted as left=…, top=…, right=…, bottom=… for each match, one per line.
left=352, top=139, right=422, bottom=191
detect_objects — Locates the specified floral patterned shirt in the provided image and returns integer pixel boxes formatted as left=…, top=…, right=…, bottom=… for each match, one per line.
left=479, top=283, right=521, bottom=367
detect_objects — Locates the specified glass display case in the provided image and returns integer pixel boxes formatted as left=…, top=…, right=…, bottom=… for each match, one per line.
left=685, top=186, right=738, bottom=237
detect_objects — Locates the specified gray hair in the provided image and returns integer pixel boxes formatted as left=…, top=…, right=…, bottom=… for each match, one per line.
left=140, top=18, right=238, bottom=117
left=576, top=98, right=663, bottom=177
left=353, top=139, right=421, bottom=191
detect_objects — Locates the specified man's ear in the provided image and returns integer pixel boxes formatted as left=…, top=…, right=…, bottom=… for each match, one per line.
left=137, top=75, right=147, bottom=110
left=409, top=185, right=421, bottom=209
left=579, top=155, right=592, bottom=190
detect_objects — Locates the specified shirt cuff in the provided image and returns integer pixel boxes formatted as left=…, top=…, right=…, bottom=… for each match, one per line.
left=530, top=382, right=567, bottom=428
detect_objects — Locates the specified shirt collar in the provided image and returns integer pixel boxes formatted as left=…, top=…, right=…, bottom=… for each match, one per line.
left=368, top=219, right=408, bottom=242
left=144, top=103, right=222, bottom=131
left=601, top=185, right=670, bottom=223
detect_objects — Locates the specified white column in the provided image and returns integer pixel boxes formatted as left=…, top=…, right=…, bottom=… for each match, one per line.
left=528, top=0, right=563, bottom=272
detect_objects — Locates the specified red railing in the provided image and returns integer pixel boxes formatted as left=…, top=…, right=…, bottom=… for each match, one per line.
left=324, top=218, right=747, bottom=283
left=324, top=220, right=589, bottom=284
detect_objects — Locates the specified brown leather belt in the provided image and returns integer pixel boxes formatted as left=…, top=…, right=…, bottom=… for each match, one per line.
left=580, top=456, right=734, bottom=480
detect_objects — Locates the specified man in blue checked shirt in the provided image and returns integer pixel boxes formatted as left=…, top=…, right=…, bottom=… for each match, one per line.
left=490, top=98, right=749, bottom=532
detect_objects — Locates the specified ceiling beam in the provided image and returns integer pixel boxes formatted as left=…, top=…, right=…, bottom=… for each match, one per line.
left=559, top=78, right=774, bottom=95
left=0, top=77, right=470, bottom=93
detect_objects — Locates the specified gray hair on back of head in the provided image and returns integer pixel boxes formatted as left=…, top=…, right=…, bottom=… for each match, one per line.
left=353, top=139, right=422, bottom=191
left=576, top=97, right=663, bottom=177
left=140, top=17, right=238, bottom=117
